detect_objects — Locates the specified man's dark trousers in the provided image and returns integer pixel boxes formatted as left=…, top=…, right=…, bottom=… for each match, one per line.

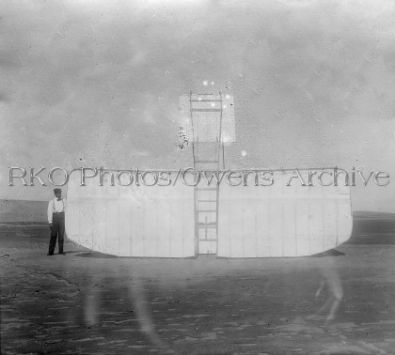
left=48, top=212, right=65, bottom=255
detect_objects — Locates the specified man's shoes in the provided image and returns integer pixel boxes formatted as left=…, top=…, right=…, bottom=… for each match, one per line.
left=47, top=253, right=54, bottom=256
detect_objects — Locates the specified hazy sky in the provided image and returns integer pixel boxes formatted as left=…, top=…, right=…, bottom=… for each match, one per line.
left=1, top=0, right=395, bottom=210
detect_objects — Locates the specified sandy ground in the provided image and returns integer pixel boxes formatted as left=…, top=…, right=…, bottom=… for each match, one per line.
left=1, top=223, right=395, bottom=354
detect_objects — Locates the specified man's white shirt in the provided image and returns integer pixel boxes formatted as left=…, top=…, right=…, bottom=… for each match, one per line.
left=47, top=198, right=67, bottom=223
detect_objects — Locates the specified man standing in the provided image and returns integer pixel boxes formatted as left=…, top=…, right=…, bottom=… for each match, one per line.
left=47, top=188, right=66, bottom=255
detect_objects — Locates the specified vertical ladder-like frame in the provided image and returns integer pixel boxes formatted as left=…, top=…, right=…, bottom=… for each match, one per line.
left=189, top=90, right=224, bottom=255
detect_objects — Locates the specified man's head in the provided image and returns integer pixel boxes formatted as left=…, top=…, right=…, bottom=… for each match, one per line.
left=53, top=188, right=62, bottom=199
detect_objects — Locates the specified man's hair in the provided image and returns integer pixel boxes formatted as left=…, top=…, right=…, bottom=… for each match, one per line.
left=53, top=188, right=62, bottom=194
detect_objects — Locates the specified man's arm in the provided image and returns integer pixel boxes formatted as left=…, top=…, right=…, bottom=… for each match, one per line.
left=47, top=200, right=53, bottom=224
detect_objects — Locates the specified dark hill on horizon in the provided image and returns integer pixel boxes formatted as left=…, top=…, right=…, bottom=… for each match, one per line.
left=0, top=199, right=47, bottom=223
